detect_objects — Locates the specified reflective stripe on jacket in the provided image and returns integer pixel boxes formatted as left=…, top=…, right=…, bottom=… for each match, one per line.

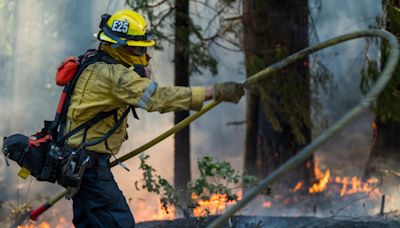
left=65, top=62, right=205, bottom=154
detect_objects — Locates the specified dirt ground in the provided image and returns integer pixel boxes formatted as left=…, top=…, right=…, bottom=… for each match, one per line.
left=136, top=215, right=400, bottom=228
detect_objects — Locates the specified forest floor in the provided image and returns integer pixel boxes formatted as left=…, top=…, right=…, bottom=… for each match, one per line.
left=136, top=215, right=400, bottom=228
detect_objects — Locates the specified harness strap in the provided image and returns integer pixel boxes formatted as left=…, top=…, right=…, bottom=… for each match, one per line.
left=53, top=50, right=103, bottom=141
left=84, top=107, right=131, bottom=147
left=53, top=49, right=141, bottom=146
left=130, top=106, right=139, bottom=120
left=57, top=50, right=118, bottom=142
left=60, top=109, right=118, bottom=143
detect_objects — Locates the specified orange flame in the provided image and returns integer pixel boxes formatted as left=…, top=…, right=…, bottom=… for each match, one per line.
left=15, top=212, right=70, bottom=228
left=290, top=181, right=303, bottom=192
left=191, top=192, right=242, bottom=217
left=291, top=181, right=303, bottom=192
left=307, top=157, right=331, bottom=193
left=16, top=215, right=72, bottom=228
left=335, top=176, right=381, bottom=198
left=372, top=122, right=377, bottom=130
left=135, top=192, right=244, bottom=220
left=309, top=169, right=331, bottom=193
left=262, top=201, right=272, bottom=208
left=17, top=222, right=51, bottom=228
left=55, top=216, right=70, bottom=228
left=134, top=200, right=175, bottom=222
left=305, top=157, right=381, bottom=197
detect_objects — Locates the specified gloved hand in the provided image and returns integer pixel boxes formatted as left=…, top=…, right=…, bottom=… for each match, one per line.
left=213, top=82, right=245, bottom=103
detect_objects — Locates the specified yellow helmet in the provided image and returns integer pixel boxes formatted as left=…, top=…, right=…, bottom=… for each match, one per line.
left=95, top=9, right=155, bottom=47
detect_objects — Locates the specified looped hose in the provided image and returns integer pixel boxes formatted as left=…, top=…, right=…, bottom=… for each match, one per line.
left=208, top=29, right=400, bottom=228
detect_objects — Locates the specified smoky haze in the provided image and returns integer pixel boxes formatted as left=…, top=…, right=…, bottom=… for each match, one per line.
left=0, top=0, right=128, bottom=223
left=0, top=0, right=245, bottom=223
left=310, top=0, right=381, bottom=177
left=0, top=0, right=395, bottom=225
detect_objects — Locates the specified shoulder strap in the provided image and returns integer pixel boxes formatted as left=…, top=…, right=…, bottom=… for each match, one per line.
left=55, top=50, right=120, bottom=142
left=52, top=49, right=138, bottom=147
left=56, top=50, right=105, bottom=142
left=48, top=50, right=99, bottom=138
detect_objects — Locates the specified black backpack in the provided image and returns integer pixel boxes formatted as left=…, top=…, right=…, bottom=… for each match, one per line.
left=2, top=49, right=141, bottom=183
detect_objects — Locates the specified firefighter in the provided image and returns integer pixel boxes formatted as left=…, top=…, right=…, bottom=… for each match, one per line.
left=65, top=9, right=244, bottom=227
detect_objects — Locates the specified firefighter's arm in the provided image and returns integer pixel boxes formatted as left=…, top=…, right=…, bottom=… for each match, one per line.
left=111, top=66, right=207, bottom=112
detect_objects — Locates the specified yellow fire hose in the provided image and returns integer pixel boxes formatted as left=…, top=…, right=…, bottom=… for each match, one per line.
left=29, top=29, right=399, bottom=225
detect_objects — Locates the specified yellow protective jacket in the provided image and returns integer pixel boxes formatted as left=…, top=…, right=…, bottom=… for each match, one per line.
left=65, top=61, right=205, bottom=154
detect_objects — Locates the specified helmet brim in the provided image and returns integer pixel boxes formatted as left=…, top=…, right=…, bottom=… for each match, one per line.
left=94, top=32, right=156, bottom=47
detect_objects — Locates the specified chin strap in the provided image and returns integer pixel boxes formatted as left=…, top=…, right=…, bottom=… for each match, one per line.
left=102, top=26, right=127, bottom=48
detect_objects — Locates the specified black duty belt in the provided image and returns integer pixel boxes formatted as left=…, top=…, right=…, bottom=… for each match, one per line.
left=63, top=146, right=110, bottom=169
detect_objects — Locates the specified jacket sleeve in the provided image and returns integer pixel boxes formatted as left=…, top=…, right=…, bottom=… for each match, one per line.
left=110, top=64, right=205, bottom=112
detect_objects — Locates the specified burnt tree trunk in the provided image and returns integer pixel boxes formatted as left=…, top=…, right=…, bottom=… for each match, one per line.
left=365, top=119, right=400, bottom=177
left=174, top=0, right=191, bottom=209
left=363, top=0, right=400, bottom=186
left=243, top=0, right=314, bottom=192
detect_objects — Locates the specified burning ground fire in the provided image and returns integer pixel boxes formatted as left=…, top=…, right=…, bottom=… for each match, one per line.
left=296, top=158, right=381, bottom=198
left=191, top=192, right=243, bottom=217
left=133, top=192, right=243, bottom=221
left=14, top=205, right=71, bottom=228
left=133, top=158, right=382, bottom=221
left=134, top=199, right=176, bottom=222
left=17, top=222, right=51, bottom=228
left=17, top=216, right=69, bottom=228
left=15, top=158, right=384, bottom=226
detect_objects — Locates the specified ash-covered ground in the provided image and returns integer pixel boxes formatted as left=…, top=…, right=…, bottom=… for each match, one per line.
left=137, top=215, right=400, bottom=228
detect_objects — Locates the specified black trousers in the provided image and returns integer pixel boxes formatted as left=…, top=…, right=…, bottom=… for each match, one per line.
left=72, top=154, right=135, bottom=228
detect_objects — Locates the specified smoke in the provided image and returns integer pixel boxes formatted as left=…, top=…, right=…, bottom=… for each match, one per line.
left=0, top=0, right=395, bottom=225
left=0, top=0, right=245, bottom=224
left=306, top=0, right=398, bottom=218
left=0, top=0, right=128, bottom=224
left=310, top=0, right=382, bottom=177
left=115, top=1, right=246, bottom=219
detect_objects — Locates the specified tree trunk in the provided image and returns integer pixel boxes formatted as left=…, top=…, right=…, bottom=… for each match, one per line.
left=174, top=0, right=191, bottom=210
left=243, top=0, right=314, bottom=192
left=363, top=0, right=400, bottom=187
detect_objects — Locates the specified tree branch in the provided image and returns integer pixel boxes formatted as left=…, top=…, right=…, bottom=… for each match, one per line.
left=224, top=15, right=243, bottom=21
left=153, top=7, right=175, bottom=29
left=213, top=40, right=242, bottom=52
left=145, top=0, right=169, bottom=8
left=203, top=4, right=230, bottom=34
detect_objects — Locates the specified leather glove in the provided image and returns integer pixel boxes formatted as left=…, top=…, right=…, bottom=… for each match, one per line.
left=213, top=82, right=245, bottom=103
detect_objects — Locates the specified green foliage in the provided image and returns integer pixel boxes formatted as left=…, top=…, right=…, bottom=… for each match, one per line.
left=252, top=48, right=332, bottom=144
left=248, top=41, right=333, bottom=144
left=360, top=1, right=400, bottom=122
left=187, top=156, right=241, bottom=209
left=127, top=1, right=175, bottom=51
left=189, top=41, right=218, bottom=75
left=257, top=72, right=311, bottom=144
left=135, top=155, right=264, bottom=217
left=387, top=2, right=400, bottom=36
left=125, top=0, right=240, bottom=76
left=135, top=154, right=178, bottom=213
